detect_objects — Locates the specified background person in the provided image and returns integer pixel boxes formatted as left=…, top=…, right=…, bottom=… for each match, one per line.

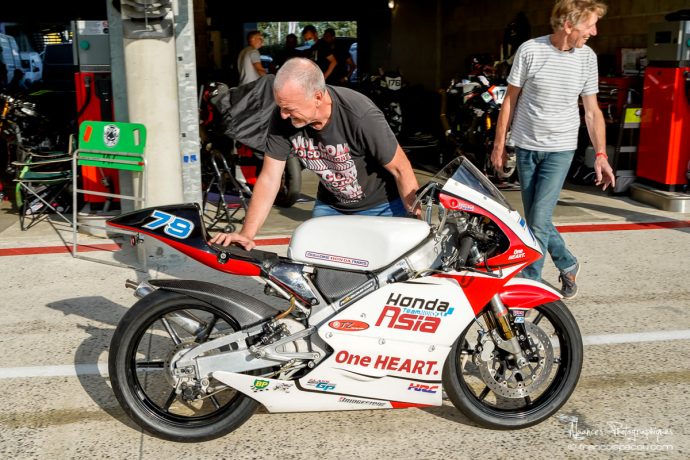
left=211, top=58, right=420, bottom=250
left=322, top=28, right=357, bottom=86
left=272, top=33, right=301, bottom=73
left=301, top=25, right=337, bottom=82
left=237, top=30, right=266, bottom=86
left=490, top=0, right=615, bottom=299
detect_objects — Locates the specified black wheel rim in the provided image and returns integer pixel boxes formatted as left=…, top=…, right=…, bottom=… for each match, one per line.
left=124, top=302, right=246, bottom=427
left=456, top=304, right=575, bottom=419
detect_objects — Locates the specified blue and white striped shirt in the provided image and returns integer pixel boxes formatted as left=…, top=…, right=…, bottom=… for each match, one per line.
left=508, top=35, right=599, bottom=151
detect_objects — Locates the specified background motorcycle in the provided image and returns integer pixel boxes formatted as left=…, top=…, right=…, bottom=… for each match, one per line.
left=0, top=91, right=72, bottom=206
left=359, top=68, right=405, bottom=137
left=106, top=156, right=582, bottom=442
left=441, top=68, right=518, bottom=186
left=0, top=92, right=70, bottom=175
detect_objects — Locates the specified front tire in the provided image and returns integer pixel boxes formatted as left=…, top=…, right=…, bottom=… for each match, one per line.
left=108, top=290, right=259, bottom=442
left=443, top=300, right=583, bottom=429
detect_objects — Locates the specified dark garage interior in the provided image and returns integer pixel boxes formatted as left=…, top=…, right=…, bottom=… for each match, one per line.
left=1, top=0, right=690, bottom=209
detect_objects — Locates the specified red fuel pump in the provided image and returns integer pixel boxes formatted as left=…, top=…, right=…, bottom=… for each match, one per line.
left=636, top=67, right=690, bottom=191
left=72, top=20, right=119, bottom=210
left=636, top=19, right=690, bottom=191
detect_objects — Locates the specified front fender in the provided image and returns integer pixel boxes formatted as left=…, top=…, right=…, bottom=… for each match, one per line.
left=148, top=279, right=280, bottom=328
left=498, top=278, right=562, bottom=310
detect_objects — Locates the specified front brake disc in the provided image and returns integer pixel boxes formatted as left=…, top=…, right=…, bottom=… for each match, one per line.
left=477, top=322, right=554, bottom=398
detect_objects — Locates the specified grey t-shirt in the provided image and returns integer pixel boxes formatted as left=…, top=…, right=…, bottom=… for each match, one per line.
left=238, top=46, right=262, bottom=86
left=508, top=35, right=599, bottom=151
left=265, top=86, right=399, bottom=212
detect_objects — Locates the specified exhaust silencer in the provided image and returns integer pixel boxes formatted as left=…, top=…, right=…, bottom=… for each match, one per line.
left=125, top=279, right=207, bottom=336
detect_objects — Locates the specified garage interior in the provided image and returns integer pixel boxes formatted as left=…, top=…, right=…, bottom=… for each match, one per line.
left=1, top=0, right=689, bottom=219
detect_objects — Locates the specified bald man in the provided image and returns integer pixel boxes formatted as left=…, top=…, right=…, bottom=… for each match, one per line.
left=211, top=57, right=419, bottom=250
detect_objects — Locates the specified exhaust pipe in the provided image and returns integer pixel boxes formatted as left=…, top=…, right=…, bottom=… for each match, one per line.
left=125, top=279, right=207, bottom=336
left=125, top=279, right=155, bottom=299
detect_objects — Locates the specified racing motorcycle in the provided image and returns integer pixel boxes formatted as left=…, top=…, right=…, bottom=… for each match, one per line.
left=441, top=73, right=517, bottom=184
left=360, top=68, right=404, bottom=137
left=107, top=156, right=582, bottom=442
left=0, top=92, right=71, bottom=172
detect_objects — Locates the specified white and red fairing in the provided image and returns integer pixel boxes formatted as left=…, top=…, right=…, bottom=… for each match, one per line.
left=431, top=173, right=561, bottom=313
left=215, top=277, right=475, bottom=411
left=214, top=164, right=562, bottom=412
left=214, top=278, right=560, bottom=412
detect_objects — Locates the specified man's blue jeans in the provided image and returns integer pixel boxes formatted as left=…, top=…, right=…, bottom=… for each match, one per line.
left=312, top=198, right=407, bottom=217
left=516, top=148, right=578, bottom=280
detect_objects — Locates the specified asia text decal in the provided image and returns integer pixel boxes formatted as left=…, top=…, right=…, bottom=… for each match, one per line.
left=375, top=306, right=440, bottom=333
left=373, top=292, right=455, bottom=334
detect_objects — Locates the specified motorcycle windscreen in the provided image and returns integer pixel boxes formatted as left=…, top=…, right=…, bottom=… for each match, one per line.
left=437, top=157, right=513, bottom=210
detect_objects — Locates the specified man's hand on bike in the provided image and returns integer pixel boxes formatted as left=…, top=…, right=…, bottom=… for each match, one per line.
left=209, top=232, right=256, bottom=251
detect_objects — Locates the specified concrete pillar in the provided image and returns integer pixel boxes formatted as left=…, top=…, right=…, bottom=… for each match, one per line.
left=106, top=1, right=133, bottom=212
left=174, top=0, right=202, bottom=205
left=120, top=0, right=185, bottom=265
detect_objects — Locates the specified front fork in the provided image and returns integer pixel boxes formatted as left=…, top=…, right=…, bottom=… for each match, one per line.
left=483, top=294, right=529, bottom=367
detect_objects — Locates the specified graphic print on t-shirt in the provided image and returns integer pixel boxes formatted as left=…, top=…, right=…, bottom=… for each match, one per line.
left=291, top=135, right=363, bottom=203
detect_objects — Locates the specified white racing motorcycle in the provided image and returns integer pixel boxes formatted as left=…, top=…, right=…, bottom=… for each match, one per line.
left=107, top=157, right=582, bottom=442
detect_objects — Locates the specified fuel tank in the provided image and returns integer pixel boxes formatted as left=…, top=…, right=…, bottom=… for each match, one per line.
left=287, top=216, right=430, bottom=271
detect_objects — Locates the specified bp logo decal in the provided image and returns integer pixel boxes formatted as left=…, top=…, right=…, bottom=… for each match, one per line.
left=250, top=379, right=270, bottom=392
left=103, top=124, right=120, bottom=147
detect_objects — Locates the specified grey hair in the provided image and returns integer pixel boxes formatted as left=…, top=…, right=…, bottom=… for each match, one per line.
left=550, top=0, right=607, bottom=31
left=274, top=57, right=326, bottom=96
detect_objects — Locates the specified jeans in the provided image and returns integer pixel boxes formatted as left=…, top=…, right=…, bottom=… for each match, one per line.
left=516, top=147, right=578, bottom=280
left=312, top=198, right=407, bottom=218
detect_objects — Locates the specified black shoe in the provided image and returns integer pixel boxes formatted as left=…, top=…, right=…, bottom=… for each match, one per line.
left=559, top=263, right=580, bottom=300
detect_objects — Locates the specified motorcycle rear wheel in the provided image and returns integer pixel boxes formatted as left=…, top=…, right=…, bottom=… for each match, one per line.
left=108, top=290, right=260, bottom=442
left=443, top=300, right=582, bottom=429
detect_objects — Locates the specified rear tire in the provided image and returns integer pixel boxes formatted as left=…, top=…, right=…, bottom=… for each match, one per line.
left=108, top=290, right=259, bottom=442
left=443, top=301, right=582, bottom=429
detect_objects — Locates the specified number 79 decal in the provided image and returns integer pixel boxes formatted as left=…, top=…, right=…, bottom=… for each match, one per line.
left=142, top=210, right=195, bottom=239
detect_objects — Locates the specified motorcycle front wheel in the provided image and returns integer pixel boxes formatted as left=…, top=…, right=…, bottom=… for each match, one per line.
left=443, top=300, right=582, bottom=429
left=108, top=290, right=260, bottom=442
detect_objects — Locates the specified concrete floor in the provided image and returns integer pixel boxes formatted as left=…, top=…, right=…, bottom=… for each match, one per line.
left=1, top=164, right=689, bottom=458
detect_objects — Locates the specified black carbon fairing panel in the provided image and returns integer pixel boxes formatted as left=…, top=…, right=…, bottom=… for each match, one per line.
left=313, top=267, right=373, bottom=303
left=149, top=279, right=280, bottom=328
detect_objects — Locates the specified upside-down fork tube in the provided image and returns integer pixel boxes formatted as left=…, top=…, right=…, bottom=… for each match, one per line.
left=485, top=280, right=562, bottom=352
left=489, top=294, right=514, bottom=340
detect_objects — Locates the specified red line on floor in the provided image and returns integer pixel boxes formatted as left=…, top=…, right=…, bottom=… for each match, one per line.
left=0, top=243, right=121, bottom=257
left=2, top=220, right=689, bottom=257
left=557, top=220, right=690, bottom=233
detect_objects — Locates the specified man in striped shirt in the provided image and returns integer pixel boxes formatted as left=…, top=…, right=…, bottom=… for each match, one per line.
left=491, top=0, right=615, bottom=299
